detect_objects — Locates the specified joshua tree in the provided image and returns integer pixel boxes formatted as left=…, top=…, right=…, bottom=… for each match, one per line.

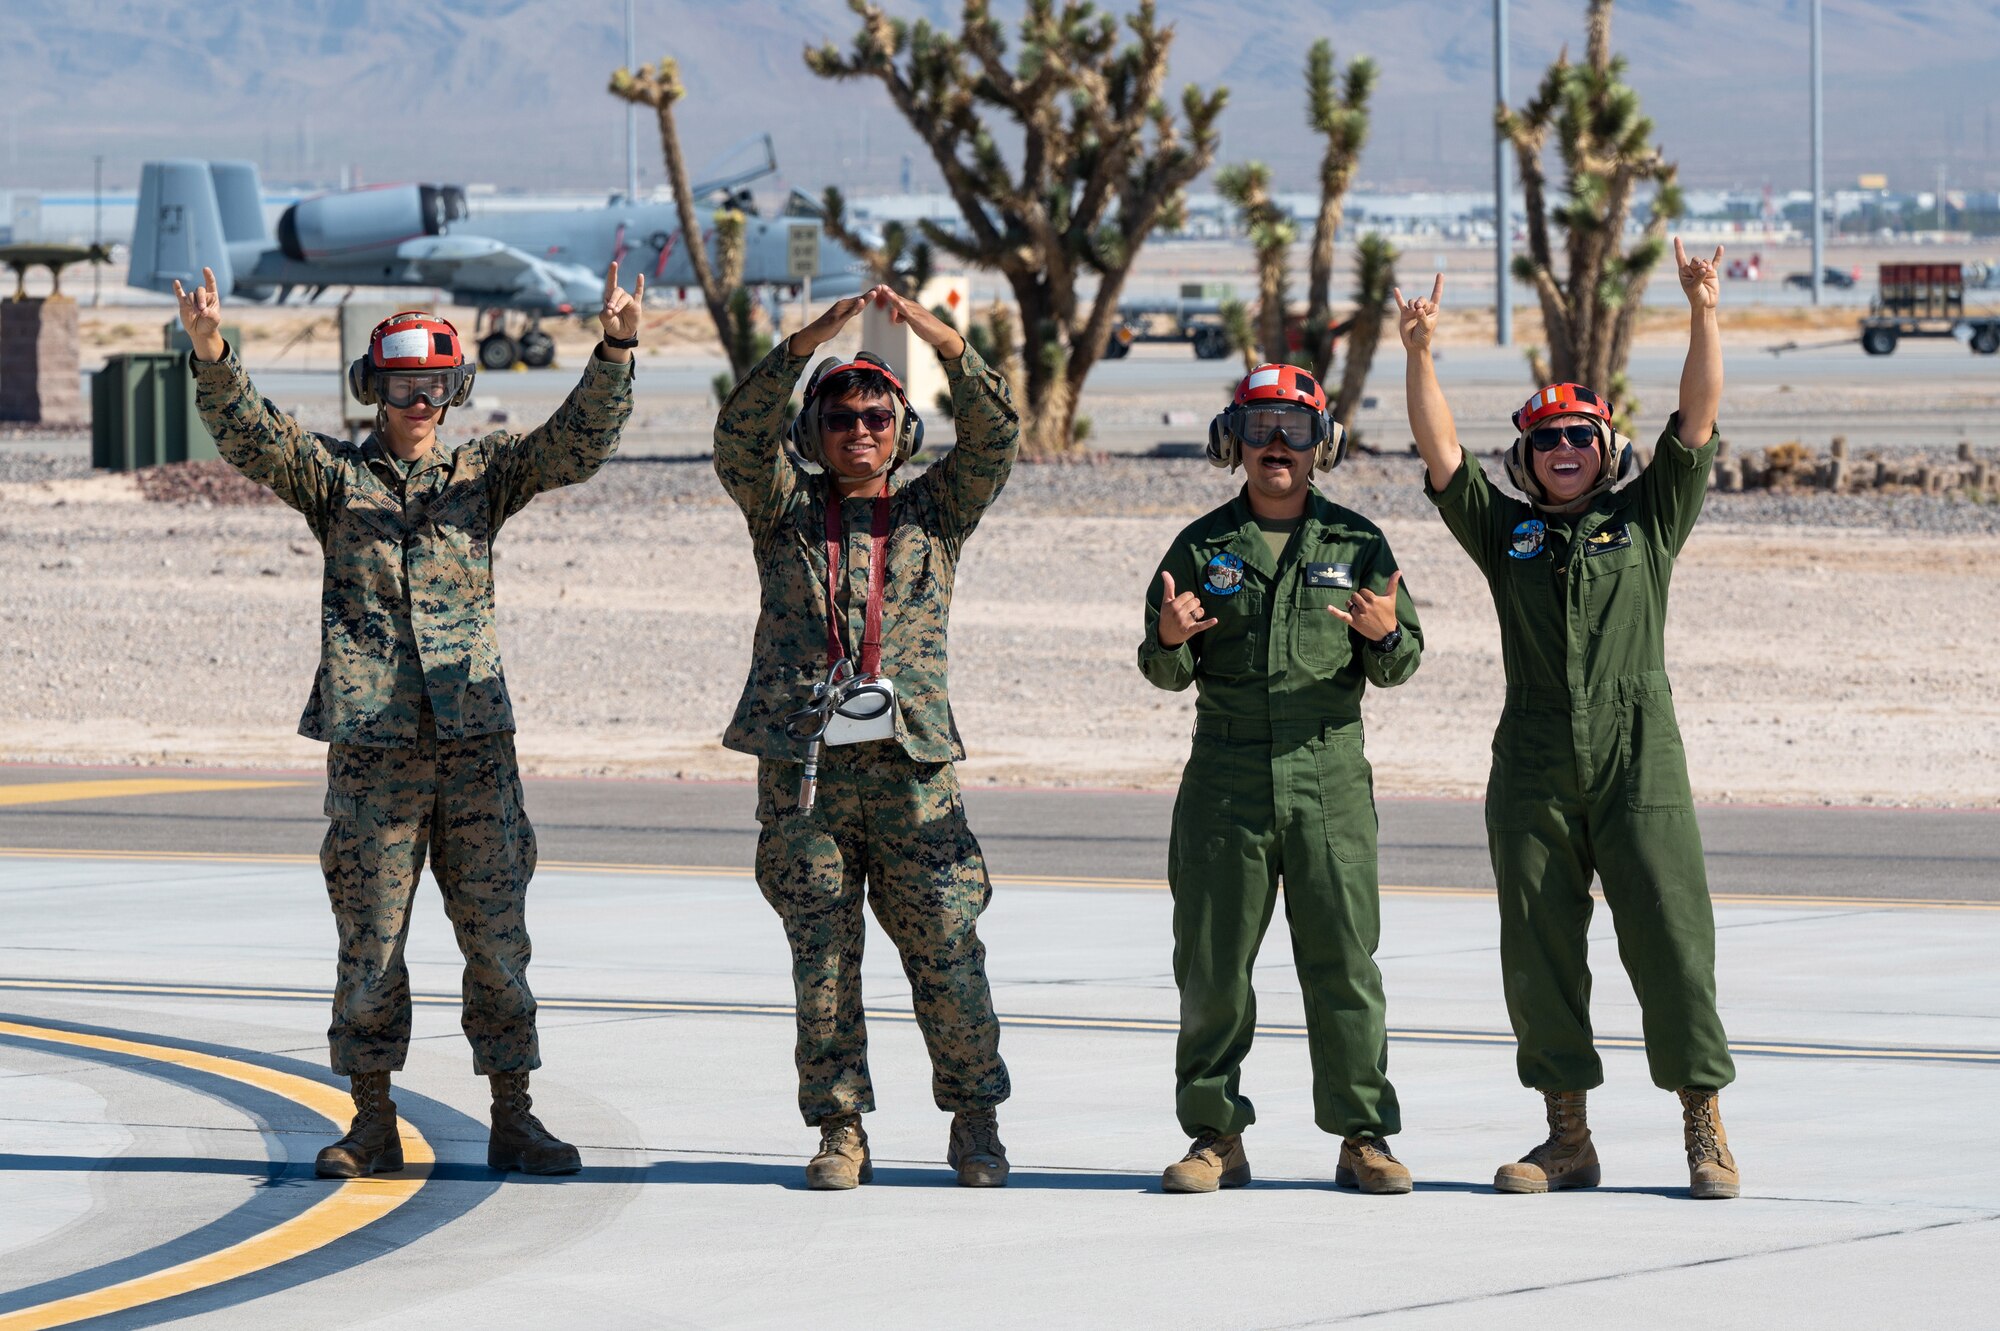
left=819, top=186, right=934, bottom=296
left=1331, top=232, right=1396, bottom=431
left=1500, top=0, right=1683, bottom=411
left=1215, top=162, right=1294, bottom=365
left=1301, top=40, right=1376, bottom=384
left=808, top=0, right=1227, bottom=457
left=609, top=56, right=760, bottom=390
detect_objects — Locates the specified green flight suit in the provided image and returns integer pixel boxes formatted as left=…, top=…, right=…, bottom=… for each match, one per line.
left=1426, top=417, right=1736, bottom=1095
left=1139, top=487, right=1422, bottom=1140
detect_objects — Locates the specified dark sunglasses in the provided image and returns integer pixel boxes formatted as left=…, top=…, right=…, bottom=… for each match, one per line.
left=822, top=407, right=896, bottom=435
left=1236, top=404, right=1326, bottom=451
left=1527, top=423, right=1600, bottom=452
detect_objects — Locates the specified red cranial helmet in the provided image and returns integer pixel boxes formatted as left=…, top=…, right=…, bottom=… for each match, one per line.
left=348, top=311, right=475, bottom=410
left=1207, top=362, right=1348, bottom=472
left=1512, top=382, right=1612, bottom=433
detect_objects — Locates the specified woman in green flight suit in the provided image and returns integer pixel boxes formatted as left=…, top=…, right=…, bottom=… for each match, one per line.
left=1398, top=240, right=1740, bottom=1200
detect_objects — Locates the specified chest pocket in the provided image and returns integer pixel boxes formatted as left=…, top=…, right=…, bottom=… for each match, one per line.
left=1294, top=586, right=1354, bottom=671
left=1580, top=526, right=1649, bottom=636
left=425, top=481, right=492, bottom=560
left=1197, top=585, right=1263, bottom=678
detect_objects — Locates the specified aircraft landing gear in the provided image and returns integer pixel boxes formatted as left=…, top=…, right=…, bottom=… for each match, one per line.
left=519, top=327, right=556, bottom=368
left=479, top=331, right=519, bottom=370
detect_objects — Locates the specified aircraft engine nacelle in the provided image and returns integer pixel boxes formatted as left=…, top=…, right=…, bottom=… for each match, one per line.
left=276, top=184, right=467, bottom=262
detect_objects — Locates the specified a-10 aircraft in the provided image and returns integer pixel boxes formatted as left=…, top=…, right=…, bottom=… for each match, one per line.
left=128, top=148, right=869, bottom=369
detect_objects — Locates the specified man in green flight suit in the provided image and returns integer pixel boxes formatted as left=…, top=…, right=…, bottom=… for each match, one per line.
left=1140, top=362, right=1422, bottom=1195
left=714, top=285, right=1019, bottom=1191
left=176, top=263, right=642, bottom=1178
left=1397, top=238, right=1740, bottom=1199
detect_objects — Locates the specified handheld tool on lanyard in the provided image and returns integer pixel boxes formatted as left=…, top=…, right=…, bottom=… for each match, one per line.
left=782, top=490, right=898, bottom=813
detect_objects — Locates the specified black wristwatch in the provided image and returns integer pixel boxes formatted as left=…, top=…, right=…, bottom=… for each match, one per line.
left=602, top=333, right=639, bottom=350
left=1366, top=627, right=1403, bottom=654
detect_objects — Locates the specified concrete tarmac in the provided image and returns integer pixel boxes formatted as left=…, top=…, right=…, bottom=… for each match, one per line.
left=1, top=768, right=1996, bottom=1328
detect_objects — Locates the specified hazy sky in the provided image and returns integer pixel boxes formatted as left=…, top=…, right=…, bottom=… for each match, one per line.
left=5, top=0, right=1995, bottom=197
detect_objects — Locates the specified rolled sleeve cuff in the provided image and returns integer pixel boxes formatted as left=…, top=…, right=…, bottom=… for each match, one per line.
left=186, top=339, right=244, bottom=381
left=584, top=350, right=638, bottom=384
left=941, top=340, right=989, bottom=382
left=1424, top=451, right=1477, bottom=510
left=1657, top=413, right=1721, bottom=467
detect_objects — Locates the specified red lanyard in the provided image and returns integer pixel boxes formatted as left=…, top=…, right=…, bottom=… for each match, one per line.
left=822, top=489, right=891, bottom=677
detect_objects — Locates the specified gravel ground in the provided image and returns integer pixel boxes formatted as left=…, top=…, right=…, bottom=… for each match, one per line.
left=2, top=458, right=1995, bottom=809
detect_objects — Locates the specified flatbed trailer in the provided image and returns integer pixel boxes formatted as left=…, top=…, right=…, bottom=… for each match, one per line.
left=1859, top=262, right=2000, bottom=355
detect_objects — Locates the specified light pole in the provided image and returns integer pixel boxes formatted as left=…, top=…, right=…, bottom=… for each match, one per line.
left=1810, top=0, right=1823, bottom=305
left=624, top=0, right=640, bottom=200
left=93, top=154, right=103, bottom=307
left=1494, top=0, right=1512, bottom=346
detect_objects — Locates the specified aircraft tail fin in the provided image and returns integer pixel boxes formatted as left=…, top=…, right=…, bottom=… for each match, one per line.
left=127, top=160, right=234, bottom=297
left=207, top=161, right=269, bottom=246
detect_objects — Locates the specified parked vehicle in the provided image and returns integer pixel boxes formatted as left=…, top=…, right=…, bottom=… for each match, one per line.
left=1858, top=263, right=2000, bottom=356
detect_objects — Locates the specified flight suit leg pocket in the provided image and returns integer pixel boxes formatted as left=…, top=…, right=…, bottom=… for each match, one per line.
left=1314, top=733, right=1378, bottom=864
left=1169, top=744, right=1230, bottom=877
left=1624, top=692, right=1695, bottom=814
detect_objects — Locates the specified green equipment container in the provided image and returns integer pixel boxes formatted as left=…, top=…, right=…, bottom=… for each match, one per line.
left=90, top=352, right=221, bottom=471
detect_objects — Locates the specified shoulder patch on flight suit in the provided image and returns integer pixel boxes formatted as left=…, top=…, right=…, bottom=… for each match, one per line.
left=1583, top=523, right=1633, bottom=556
left=1507, top=518, right=1547, bottom=560
left=1202, top=551, right=1246, bottom=596
left=1305, top=562, right=1355, bottom=589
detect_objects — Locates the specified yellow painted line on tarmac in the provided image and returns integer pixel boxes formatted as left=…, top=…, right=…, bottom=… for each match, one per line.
left=6, top=979, right=1996, bottom=1068
left=0, top=1020, right=431, bottom=1331
left=0, top=846, right=1995, bottom=913
left=0, top=780, right=303, bottom=809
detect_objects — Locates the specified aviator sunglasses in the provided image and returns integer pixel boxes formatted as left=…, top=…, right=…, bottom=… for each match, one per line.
left=1527, top=423, right=1601, bottom=452
left=822, top=406, right=897, bottom=435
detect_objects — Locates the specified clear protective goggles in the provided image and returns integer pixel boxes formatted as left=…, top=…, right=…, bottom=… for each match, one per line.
left=1231, top=401, right=1328, bottom=451
left=378, top=367, right=467, bottom=410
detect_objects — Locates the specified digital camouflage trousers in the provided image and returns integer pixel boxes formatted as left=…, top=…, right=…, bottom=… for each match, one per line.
left=755, top=743, right=1010, bottom=1125
left=320, top=727, right=540, bottom=1076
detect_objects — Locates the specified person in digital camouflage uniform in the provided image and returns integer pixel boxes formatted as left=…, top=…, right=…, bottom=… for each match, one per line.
left=176, top=263, right=641, bottom=1178
left=1397, top=241, right=1740, bottom=1200
left=1140, top=362, right=1423, bottom=1197
left=714, top=285, right=1018, bottom=1190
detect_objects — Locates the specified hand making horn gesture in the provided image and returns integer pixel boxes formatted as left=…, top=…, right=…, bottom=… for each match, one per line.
left=1394, top=274, right=1443, bottom=353
left=1156, top=571, right=1219, bottom=647
left=1675, top=236, right=1724, bottom=311
left=172, top=266, right=225, bottom=361
left=600, top=260, right=645, bottom=345
left=871, top=285, right=967, bottom=358
left=789, top=288, right=876, bottom=358
left=1326, top=569, right=1402, bottom=641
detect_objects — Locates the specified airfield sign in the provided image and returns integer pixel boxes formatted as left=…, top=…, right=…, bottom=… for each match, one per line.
left=787, top=223, right=821, bottom=280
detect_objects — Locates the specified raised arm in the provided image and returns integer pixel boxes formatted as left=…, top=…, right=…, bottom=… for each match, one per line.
left=177, top=266, right=336, bottom=526
left=1397, top=275, right=1463, bottom=492
left=487, top=263, right=640, bottom=519
left=713, top=292, right=870, bottom=527
left=1674, top=237, right=1724, bottom=446
left=874, top=288, right=1020, bottom=544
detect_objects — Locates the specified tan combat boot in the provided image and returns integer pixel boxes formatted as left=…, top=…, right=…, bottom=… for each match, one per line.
left=1335, top=1136, right=1413, bottom=1194
left=487, top=1070, right=582, bottom=1175
left=1162, top=1131, right=1251, bottom=1193
left=1495, top=1090, right=1602, bottom=1194
left=806, top=1113, right=871, bottom=1190
left=315, top=1071, right=403, bottom=1178
left=1678, top=1088, right=1740, bottom=1200
left=947, top=1109, right=1010, bottom=1188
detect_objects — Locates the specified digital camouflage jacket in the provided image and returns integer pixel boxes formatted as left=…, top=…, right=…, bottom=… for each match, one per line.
left=714, top=339, right=1020, bottom=763
left=191, top=344, right=632, bottom=745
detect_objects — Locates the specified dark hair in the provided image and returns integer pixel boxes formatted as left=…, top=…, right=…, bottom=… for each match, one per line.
left=815, top=366, right=898, bottom=411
